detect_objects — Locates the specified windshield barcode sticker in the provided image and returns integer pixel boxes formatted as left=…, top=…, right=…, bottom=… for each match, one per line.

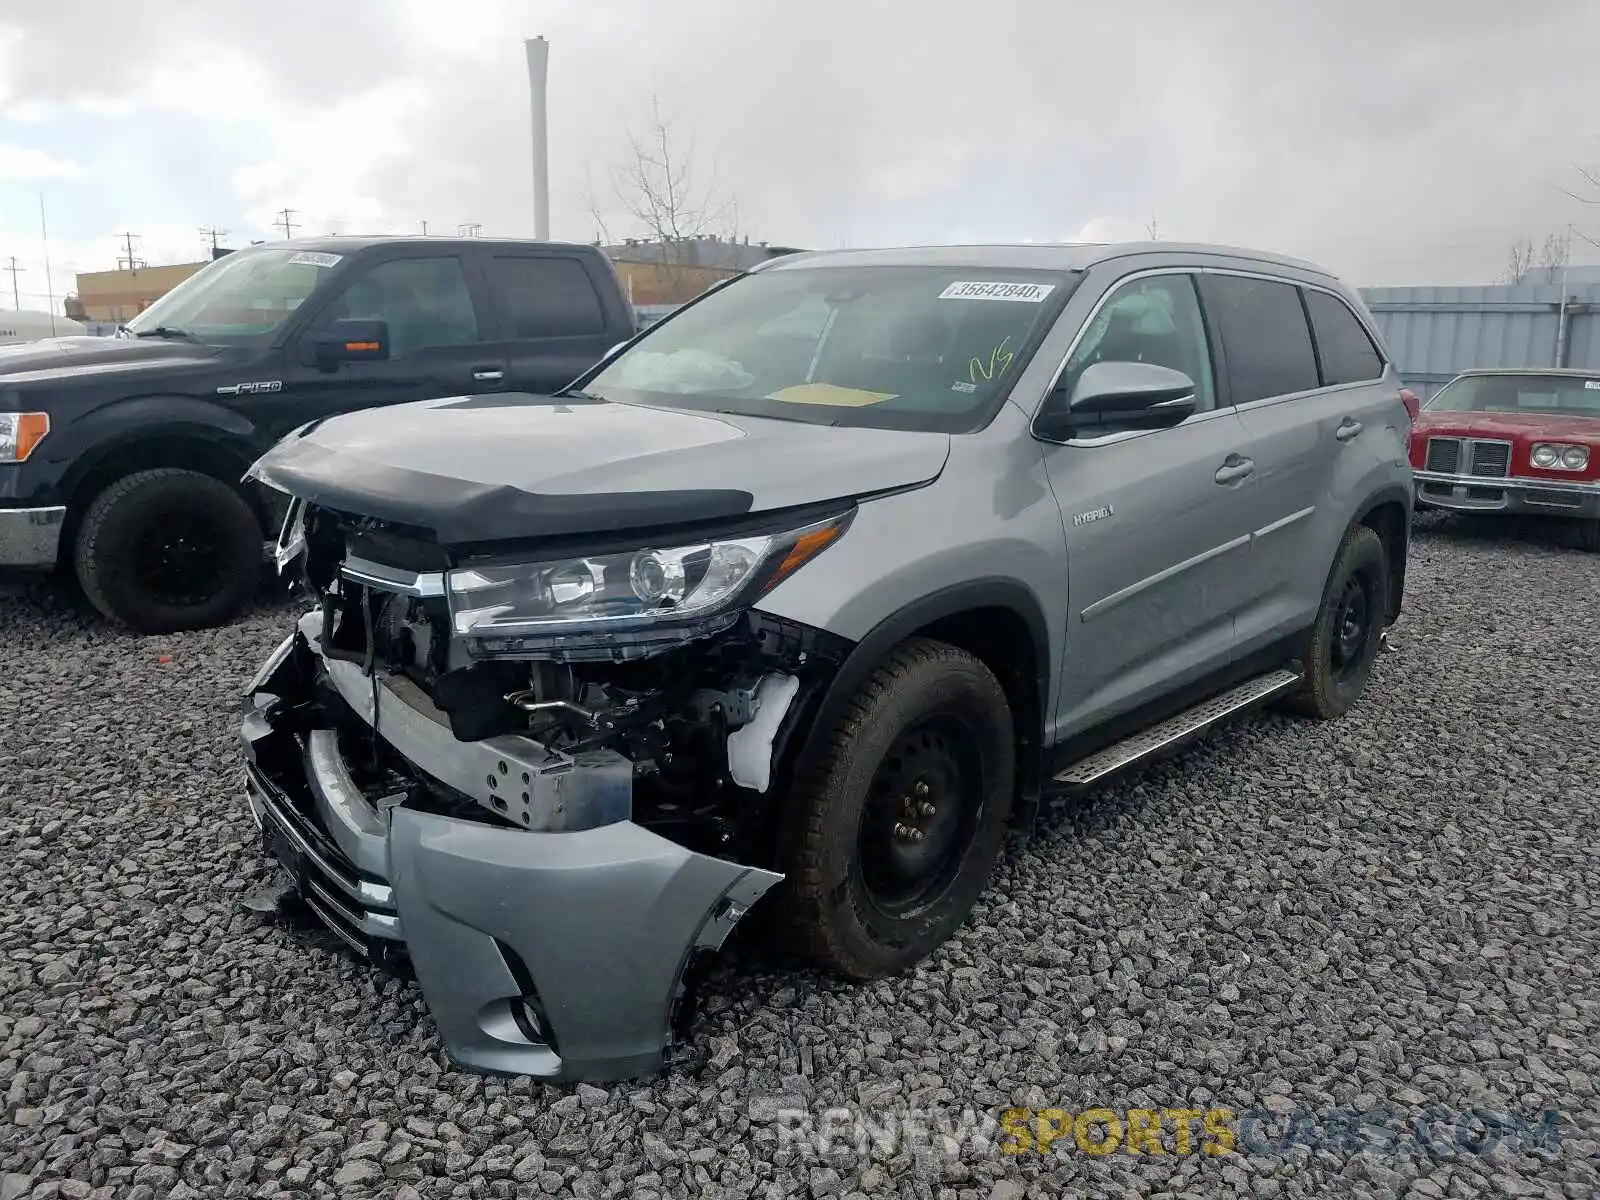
left=288, top=251, right=342, bottom=268
left=939, top=281, right=1055, bottom=303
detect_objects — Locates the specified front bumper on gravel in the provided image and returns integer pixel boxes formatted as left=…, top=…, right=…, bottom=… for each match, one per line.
left=1414, top=471, right=1600, bottom=518
left=240, top=611, right=781, bottom=1083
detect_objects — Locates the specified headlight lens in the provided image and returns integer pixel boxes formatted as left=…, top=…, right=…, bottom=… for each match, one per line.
left=1531, top=442, right=1590, bottom=471
left=446, top=511, right=851, bottom=656
left=0, top=412, right=50, bottom=462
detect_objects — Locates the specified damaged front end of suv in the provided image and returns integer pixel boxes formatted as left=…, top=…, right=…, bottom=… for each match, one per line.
left=240, top=473, right=862, bottom=1082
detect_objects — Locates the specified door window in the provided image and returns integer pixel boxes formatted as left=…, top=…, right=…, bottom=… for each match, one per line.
left=1197, top=274, right=1320, bottom=402
left=320, top=256, right=481, bottom=358
left=1303, top=288, right=1385, bottom=385
left=489, top=256, right=607, bottom=338
left=1059, top=273, right=1217, bottom=413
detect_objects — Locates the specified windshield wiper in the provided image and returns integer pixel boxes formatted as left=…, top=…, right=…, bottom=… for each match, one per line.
left=555, top=388, right=607, bottom=402
left=133, top=325, right=200, bottom=343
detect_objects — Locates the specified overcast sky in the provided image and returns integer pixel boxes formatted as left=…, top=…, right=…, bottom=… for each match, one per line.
left=2, top=0, right=1600, bottom=310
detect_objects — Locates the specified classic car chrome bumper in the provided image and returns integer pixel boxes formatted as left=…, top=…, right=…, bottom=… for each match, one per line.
left=240, top=612, right=781, bottom=1082
left=1414, top=471, right=1600, bottom=518
left=0, top=505, right=65, bottom=568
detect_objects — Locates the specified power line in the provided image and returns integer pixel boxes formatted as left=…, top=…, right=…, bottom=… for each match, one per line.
left=115, top=232, right=145, bottom=272
left=274, top=208, right=300, bottom=240
left=2, top=257, right=24, bottom=309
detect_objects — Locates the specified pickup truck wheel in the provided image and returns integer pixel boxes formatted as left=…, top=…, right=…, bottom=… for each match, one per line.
left=770, top=637, right=1015, bottom=980
left=1578, top=519, right=1600, bottom=552
left=1282, top=525, right=1389, bottom=720
left=74, top=468, right=263, bottom=634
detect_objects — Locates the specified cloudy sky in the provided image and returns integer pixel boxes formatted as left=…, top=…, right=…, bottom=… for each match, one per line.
left=2, top=0, right=1599, bottom=310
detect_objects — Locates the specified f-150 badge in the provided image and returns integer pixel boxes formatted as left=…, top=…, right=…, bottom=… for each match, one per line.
left=1073, top=505, right=1114, bottom=527
left=217, top=381, right=283, bottom=396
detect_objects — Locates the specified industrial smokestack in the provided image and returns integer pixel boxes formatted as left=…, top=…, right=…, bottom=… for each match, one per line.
left=525, top=36, right=551, bottom=241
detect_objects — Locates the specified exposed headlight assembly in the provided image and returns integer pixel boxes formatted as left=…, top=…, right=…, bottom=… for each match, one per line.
left=447, top=510, right=852, bottom=660
left=1531, top=441, right=1590, bottom=471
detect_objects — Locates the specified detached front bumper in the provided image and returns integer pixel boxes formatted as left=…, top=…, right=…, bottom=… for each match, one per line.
left=240, top=612, right=781, bottom=1082
left=1414, top=471, right=1600, bottom=518
left=0, top=505, right=65, bottom=568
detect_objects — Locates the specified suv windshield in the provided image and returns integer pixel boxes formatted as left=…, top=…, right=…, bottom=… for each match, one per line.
left=583, top=264, right=1080, bottom=432
left=121, top=248, right=344, bottom=343
left=1426, top=373, right=1600, bottom=417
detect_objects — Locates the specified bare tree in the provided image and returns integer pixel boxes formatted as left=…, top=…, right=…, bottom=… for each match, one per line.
left=1500, top=237, right=1535, bottom=286
left=587, top=94, right=739, bottom=298
left=1539, top=230, right=1571, bottom=283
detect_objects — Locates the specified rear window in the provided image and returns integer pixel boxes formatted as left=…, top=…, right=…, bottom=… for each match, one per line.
left=489, top=256, right=607, bottom=339
left=1425, top=374, right=1600, bottom=416
left=1197, top=274, right=1320, bottom=403
left=1304, top=289, right=1385, bottom=385
left=583, top=264, right=1081, bottom=433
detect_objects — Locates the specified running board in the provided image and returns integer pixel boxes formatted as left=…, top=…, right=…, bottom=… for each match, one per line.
left=1051, top=668, right=1302, bottom=787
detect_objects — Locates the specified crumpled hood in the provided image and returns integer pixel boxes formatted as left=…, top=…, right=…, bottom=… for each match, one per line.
left=250, top=390, right=951, bottom=544
left=0, top=334, right=222, bottom=387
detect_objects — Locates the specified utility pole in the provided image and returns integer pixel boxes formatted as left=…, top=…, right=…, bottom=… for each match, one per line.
left=420, top=220, right=429, bottom=236
left=525, top=37, right=551, bottom=240
left=200, top=225, right=228, bottom=254
left=116, top=232, right=145, bottom=272
left=2, top=257, right=23, bottom=309
left=274, top=208, right=299, bottom=240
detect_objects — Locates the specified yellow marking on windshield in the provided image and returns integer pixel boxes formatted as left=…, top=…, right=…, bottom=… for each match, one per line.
left=767, top=383, right=899, bottom=407
left=969, top=336, right=1015, bottom=385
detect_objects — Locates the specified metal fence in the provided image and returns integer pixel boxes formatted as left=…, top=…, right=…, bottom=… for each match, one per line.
left=1358, top=283, right=1600, bottom=402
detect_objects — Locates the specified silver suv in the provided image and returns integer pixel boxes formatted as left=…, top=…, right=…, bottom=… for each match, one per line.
left=240, top=242, right=1413, bottom=1082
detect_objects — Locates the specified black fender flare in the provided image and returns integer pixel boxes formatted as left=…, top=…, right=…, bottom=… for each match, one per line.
left=1347, top=483, right=1413, bottom=622
left=786, top=578, right=1054, bottom=838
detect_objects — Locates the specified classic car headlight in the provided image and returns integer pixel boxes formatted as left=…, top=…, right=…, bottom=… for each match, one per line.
left=446, top=511, right=852, bottom=658
left=1531, top=442, right=1589, bottom=471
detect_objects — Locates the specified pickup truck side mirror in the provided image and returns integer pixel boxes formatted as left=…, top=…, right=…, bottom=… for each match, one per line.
left=1034, top=360, right=1197, bottom=441
left=310, top=318, right=390, bottom=372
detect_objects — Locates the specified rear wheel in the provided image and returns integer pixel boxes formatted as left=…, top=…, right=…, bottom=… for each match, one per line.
left=1282, top=525, right=1390, bottom=720
left=768, top=637, right=1015, bottom=980
left=74, top=468, right=263, bottom=634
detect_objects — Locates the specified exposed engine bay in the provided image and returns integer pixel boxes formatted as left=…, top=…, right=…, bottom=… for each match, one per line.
left=289, top=502, right=852, bottom=865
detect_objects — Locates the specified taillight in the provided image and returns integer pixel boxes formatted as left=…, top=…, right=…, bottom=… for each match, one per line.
left=1399, top=388, right=1421, bottom=422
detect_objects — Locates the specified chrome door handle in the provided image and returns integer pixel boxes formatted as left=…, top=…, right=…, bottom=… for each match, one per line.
left=472, top=368, right=504, bottom=382
left=1335, top=418, right=1363, bottom=442
left=1214, top=456, right=1255, bottom=484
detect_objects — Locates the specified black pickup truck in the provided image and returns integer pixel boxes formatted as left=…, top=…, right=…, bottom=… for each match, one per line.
left=0, top=236, right=637, bottom=632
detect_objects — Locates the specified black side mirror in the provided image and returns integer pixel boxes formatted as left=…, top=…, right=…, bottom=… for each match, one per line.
left=310, top=318, right=390, bottom=371
left=1035, top=360, right=1197, bottom=440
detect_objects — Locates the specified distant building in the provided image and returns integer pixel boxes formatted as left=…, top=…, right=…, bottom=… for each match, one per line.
left=601, top=235, right=805, bottom=306
left=71, top=261, right=210, bottom=323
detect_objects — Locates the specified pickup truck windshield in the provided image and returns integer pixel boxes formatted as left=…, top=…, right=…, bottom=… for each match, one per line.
left=1427, top=373, right=1600, bottom=416
left=121, top=248, right=343, bottom=343
left=584, top=264, right=1079, bottom=433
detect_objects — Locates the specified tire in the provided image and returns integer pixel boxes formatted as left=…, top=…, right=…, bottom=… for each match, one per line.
left=768, top=637, right=1016, bottom=980
left=1282, top=525, right=1390, bottom=721
left=74, top=468, right=263, bottom=634
left=1578, top=519, right=1600, bottom=552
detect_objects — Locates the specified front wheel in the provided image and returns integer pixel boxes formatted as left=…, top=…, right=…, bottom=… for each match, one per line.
left=1282, top=525, right=1390, bottom=720
left=768, top=637, right=1016, bottom=980
left=74, top=468, right=264, bottom=634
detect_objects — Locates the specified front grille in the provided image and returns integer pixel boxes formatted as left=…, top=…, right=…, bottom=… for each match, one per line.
left=1425, top=438, right=1462, bottom=473
left=1468, top=440, right=1512, bottom=478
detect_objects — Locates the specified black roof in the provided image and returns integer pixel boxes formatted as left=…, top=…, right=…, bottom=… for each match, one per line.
left=246, top=235, right=600, bottom=255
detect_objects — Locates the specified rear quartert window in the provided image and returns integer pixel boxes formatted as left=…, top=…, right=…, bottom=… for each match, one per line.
left=1304, top=289, right=1385, bottom=385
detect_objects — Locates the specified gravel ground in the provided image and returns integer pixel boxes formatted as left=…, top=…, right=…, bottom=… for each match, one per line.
left=1, top=513, right=1597, bottom=1200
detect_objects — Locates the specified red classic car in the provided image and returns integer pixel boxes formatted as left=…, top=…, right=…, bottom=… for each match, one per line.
left=1410, top=368, right=1600, bottom=550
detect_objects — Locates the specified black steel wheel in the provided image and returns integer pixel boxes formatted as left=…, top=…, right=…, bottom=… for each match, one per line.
left=1282, top=524, right=1390, bottom=720
left=768, top=637, right=1016, bottom=980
